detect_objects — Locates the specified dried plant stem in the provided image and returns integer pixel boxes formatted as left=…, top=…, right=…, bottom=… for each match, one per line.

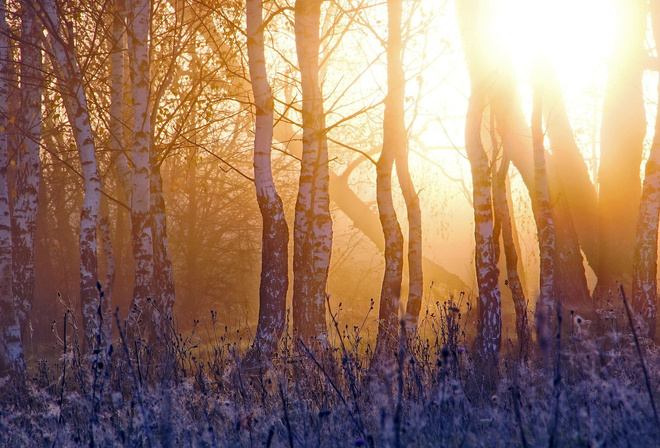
left=620, top=285, right=659, bottom=425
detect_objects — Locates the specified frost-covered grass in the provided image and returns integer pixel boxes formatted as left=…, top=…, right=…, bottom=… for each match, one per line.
left=2, top=302, right=660, bottom=447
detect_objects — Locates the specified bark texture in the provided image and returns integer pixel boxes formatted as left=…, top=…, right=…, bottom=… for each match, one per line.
left=13, top=1, right=41, bottom=344
left=292, top=0, right=332, bottom=347
left=242, top=0, right=289, bottom=371
left=374, top=0, right=405, bottom=362
left=465, top=94, right=501, bottom=366
left=0, top=0, right=25, bottom=376
left=126, top=0, right=156, bottom=338
left=631, top=1, right=660, bottom=339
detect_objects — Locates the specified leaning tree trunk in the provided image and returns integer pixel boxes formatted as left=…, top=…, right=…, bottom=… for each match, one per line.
left=41, top=0, right=102, bottom=351
left=13, top=1, right=41, bottom=347
left=531, top=72, right=555, bottom=361
left=0, top=0, right=25, bottom=376
left=126, top=0, right=156, bottom=338
left=292, top=0, right=332, bottom=347
left=631, top=2, right=660, bottom=339
left=373, top=0, right=405, bottom=363
left=465, top=94, right=502, bottom=370
left=241, top=0, right=289, bottom=371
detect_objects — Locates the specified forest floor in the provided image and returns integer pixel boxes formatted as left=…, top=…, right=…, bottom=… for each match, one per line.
left=2, top=302, right=660, bottom=447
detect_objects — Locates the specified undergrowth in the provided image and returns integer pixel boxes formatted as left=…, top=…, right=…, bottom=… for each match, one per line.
left=1, top=297, right=660, bottom=447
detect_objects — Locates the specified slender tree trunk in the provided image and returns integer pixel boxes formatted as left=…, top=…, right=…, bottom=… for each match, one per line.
left=41, top=0, right=102, bottom=351
left=13, top=1, right=41, bottom=347
left=110, top=0, right=132, bottom=202
left=150, top=161, right=175, bottom=319
left=465, top=94, right=502, bottom=368
left=531, top=73, right=555, bottom=359
left=492, top=151, right=529, bottom=351
left=0, top=0, right=24, bottom=376
left=631, top=0, right=660, bottom=339
left=126, top=0, right=156, bottom=337
left=98, top=209, right=114, bottom=349
left=595, top=0, right=647, bottom=300
left=390, top=4, right=423, bottom=334
left=241, top=0, right=289, bottom=370
left=293, top=0, right=331, bottom=347
left=373, top=0, right=405, bottom=362
left=274, top=118, right=467, bottom=294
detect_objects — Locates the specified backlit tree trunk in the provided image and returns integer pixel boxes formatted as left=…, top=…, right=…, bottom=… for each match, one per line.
left=531, top=75, right=555, bottom=358
left=393, top=11, right=423, bottom=333
left=40, top=0, right=102, bottom=350
left=126, top=0, right=156, bottom=336
left=631, top=1, right=660, bottom=339
left=374, top=0, right=405, bottom=362
left=595, top=0, right=647, bottom=300
left=292, top=0, right=332, bottom=347
left=0, top=0, right=24, bottom=376
left=13, top=1, right=41, bottom=345
left=492, top=152, right=529, bottom=349
left=242, top=0, right=289, bottom=370
left=465, top=94, right=502, bottom=367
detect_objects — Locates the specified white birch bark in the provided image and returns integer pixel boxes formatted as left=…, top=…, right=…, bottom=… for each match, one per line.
left=631, top=2, right=660, bottom=339
left=293, top=0, right=331, bottom=346
left=465, top=94, right=501, bottom=366
left=40, top=0, right=102, bottom=350
left=0, top=0, right=25, bottom=375
left=374, top=0, right=405, bottom=362
left=13, top=1, right=41, bottom=343
left=242, top=0, right=289, bottom=370
left=110, top=0, right=132, bottom=203
left=126, top=0, right=155, bottom=337
left=531, top=75, right=556, bottom=357
left=492, top=154, right=529, bottom=349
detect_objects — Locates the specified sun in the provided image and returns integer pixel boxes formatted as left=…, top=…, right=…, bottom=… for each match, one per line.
left=493, top=0, right=616, bottom=90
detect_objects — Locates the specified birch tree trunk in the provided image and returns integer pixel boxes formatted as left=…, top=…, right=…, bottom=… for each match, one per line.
left=465, top=94, right=502, bottom=368
left=293, top=0, right=331, bottom=347
left=126, top=0, right=156, bottom=337
left=13, top=1, right=41, bottom=346
left=0, top=0, right=25, bottom=376
left=242, top=0, right=289, bottom=370
left=150, top=161, right=175, bottom=320
left=373, top=0, right=405, bottom=362
left=531, top=76, right=556, bottom=359
left=631, top=1, right=660, bottom=339
left=492, top=152, right=529, bottom=351
left=388, top=1, right=423, bottom=333
left=40, top=0, right=102, bottom=351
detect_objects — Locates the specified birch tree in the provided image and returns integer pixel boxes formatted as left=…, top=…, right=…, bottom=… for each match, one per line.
left=39, top=0, right=103, bottom=350
left=531, top=68, right=556, bottom=358
left=242, top=0, right=289, bottom=370
left=631, top=0, right=660, bottom=338
left=13, top=0, right=42, bottom=344
left=373, top=0, right=405, bottom=362
left=293, top=0, right=332, bottom=346
left=0, top=0, right=24, bottom=376
left=125, top=0, right=156, bottom=337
